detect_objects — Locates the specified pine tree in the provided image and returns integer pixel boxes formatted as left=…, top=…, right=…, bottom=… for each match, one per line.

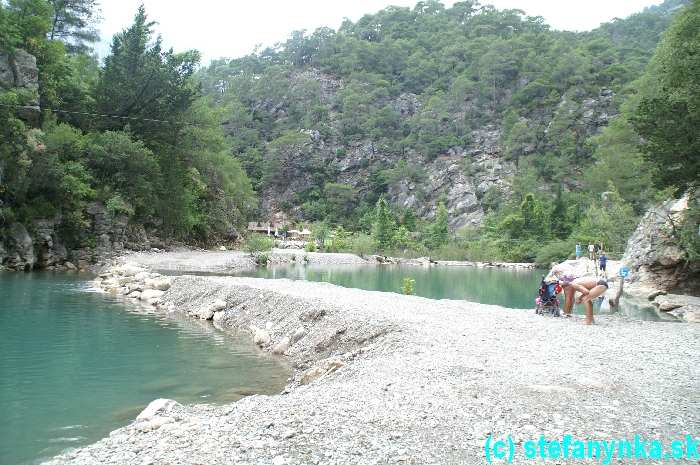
left=372, top=196, right=395, bottom=251
left=48, top=0, right=100, bottom=53
left=428, top=202, right=449, bottom=248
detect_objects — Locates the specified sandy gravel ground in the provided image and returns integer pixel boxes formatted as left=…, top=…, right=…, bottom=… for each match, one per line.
left=45, top=271, right=699, bottom=465
left=124, top=248, right=257, bottom=273
left=124, top=248, right=370, bottom=274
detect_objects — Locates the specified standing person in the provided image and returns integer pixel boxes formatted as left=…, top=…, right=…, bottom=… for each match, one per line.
left=575, top=242, right=582, bottom=259
left=599, top=253, right=608, bottom=278
left=561, top=276, right=608, bottom=325
left=588, top=243, right=595, bottom=260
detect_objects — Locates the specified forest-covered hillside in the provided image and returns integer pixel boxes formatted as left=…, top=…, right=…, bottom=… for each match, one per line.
left=197, top=0, right=696, bottom=261
left=0, top=0, right=698, bottom=269
left=0, top=0, right=254, bottom=269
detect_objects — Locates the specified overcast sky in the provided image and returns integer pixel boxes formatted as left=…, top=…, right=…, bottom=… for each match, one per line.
left=95, top=0, right=663, bottom=63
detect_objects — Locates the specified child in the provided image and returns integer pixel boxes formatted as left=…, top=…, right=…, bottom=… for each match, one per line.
left=599, top=253, right=608, bottom=278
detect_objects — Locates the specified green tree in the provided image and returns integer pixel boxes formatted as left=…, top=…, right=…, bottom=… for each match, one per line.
left=372, top=196, right=395, bottom=250
left=94, top=5, right=200, bottom=140
left=574, top=183, right=638, bottom=255
left=633, top=0, right=699, bottom=192
left=393, top=225, right=411, bottom=249
left=48, top=0, right=100, bottom=53
left=324, top=182, right=357, bottom=219
left=585, top=115, right=655, bottom=212
left=427, top=202, right=449, bottom=248
left=84, top=130, right=160, bottom=219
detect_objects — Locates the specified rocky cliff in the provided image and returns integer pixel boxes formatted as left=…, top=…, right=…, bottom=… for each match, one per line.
left=0, top=202, right=163, bottom=272
left=0, top=51, right=166, bottom=272
left=255, top=69, right=616, bottom=229
left=623, top=195, right=700, bottom=295
left=0, top=49, right=40, bottom=120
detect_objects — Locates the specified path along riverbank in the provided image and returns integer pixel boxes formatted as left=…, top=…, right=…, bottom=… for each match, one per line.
left=44, top=257, right=699, bottom=465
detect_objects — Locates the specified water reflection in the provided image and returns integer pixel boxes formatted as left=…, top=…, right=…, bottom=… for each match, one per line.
left=239, top=263, right=668, bottom=321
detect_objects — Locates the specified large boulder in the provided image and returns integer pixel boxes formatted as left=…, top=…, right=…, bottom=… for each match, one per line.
left=623, top=195, right=700, bottom=295
left=136, top=398, right=179, bottom=421
left=652, top=294, right=700, bottom=323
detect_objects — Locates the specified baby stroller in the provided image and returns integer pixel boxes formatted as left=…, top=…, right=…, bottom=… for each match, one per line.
left=535, top=277, right=562, bottom=317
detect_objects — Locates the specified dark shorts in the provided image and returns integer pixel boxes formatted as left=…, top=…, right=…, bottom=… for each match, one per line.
left=600, top=263, right=606, bottom=270
left=597, top=279, right=608, bottom=288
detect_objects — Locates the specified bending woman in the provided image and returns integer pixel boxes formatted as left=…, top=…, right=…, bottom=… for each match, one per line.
left=561, top=277, right=608, bottom=325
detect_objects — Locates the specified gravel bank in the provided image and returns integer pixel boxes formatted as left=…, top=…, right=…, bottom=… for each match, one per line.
left=125, top=249, right=257, bottom=273
left=46, top=272, right=699, bottom=465
left=125, top=248, right=539, bottom=273
left=269, top=248, right=371, bottom=266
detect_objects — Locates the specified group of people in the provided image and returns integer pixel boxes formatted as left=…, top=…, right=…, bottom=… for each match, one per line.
left=545, top=243, right=614, bottom=325
left=575, top=241, right=608, bottom=277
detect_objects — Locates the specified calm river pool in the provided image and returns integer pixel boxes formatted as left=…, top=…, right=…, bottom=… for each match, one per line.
left=0, top=272, right=289, bottom=465
left=241, top=263, right=666, bottom=321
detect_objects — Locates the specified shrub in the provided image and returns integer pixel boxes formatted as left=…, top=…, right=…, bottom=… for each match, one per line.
left=349, top=233, right=375, bottom=257
left=430, top=244, right=469, bottom=261
left=402, top=277, right=415, bottom=295
left=105, top=194, right=135, bottom=217
left=304, top=241, right=317, bottom=252
left=245, top=234, right=274, bottom=254
left=255, top=253, right=269, bottom=266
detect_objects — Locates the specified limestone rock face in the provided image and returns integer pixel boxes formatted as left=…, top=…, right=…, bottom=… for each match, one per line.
left=34, top=218, right=68, bottom=268
left=3, top=223, right=35, bottom=271
left=623, top=195, right=700, bottom=295
left=250, top=70, right=616, bottom=231
left=0, top=50, right=39, bottom=123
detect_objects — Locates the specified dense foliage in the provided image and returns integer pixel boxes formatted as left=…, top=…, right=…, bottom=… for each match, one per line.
left=1, top=0, right=697, bottom=264
left=0, top=2, right=254, bottom=247
left=198, top=0, right=693, bottom=262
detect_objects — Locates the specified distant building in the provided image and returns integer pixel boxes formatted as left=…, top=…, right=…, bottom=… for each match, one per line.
left=287, top=228, right=312, bottom=240
left=247, top=221, right=290, bottom=237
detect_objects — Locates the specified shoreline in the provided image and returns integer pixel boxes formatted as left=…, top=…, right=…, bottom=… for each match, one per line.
left=120, top=247, right=539, bottom=273
left=43, top=257, right=699, bottom=464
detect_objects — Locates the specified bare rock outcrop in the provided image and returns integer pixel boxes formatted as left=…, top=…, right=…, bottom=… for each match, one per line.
left=623, top=195, right=700, bottom=295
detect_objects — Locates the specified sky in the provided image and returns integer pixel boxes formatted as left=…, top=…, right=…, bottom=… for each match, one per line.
left=95, top=0, right=663, bottom=63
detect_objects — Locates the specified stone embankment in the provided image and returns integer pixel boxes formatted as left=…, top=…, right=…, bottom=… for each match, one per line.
left=46, top=259, right=699, bottom=465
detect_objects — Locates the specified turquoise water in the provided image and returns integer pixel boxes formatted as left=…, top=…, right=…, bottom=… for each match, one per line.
left=242, top=264, right=666, bottom=320
left=0, top=272, right=289, bottom=465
